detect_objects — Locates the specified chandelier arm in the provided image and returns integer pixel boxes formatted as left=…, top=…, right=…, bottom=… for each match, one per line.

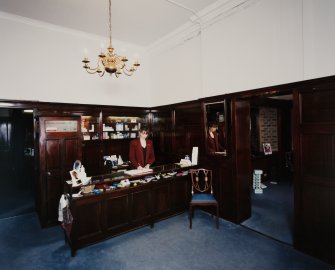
left=98, top=70, right=106, bottom=77
left=85, top=68, right=99, bottom=74
left=123, top=69, right=134, bottom=76
left=123, top=65, right=138, bottom=73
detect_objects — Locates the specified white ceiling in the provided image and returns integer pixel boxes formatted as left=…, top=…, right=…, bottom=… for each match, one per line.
left=0, top=0, right=218, bottom=47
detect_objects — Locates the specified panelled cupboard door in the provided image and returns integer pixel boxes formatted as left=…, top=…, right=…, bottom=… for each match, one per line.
left=38, top=117, right=82, bottom=227
left=294, top=87, right=335, bottom=265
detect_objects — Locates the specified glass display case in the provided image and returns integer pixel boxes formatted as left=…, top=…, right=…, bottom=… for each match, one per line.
left=63, top=163, right=194, bottom=256
left=65, top=163, right=191, bottom=197
left=204, top=101, right=227, bottom=155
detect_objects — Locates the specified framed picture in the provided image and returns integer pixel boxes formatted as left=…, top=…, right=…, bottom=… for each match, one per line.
left=263, top=143, right=272, bottom=155
left=130, top=132, right=137, bottom=138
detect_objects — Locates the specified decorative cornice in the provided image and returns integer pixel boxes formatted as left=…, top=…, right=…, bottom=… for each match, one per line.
left=0, top=11, right=95, bottom=39
left=0, top=10, right=145, bottom=53
left=146, top=0, right=259, bottom=57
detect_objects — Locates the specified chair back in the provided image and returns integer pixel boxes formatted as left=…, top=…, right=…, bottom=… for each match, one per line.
left=189, top=169, right=213, bottom=195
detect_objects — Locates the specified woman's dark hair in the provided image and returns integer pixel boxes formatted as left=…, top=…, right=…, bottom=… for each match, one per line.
left=208, top=122, right=218, bottom=128
left=139, top=126, right=149, bottom=133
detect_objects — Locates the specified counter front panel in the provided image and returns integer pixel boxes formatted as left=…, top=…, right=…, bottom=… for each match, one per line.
left=64, top=164, right=193, bottom=256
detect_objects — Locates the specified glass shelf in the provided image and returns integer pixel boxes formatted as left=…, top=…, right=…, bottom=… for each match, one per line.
left=103, top=116, right=144, bottom=140
left=81, top=115, right=100, bottom=141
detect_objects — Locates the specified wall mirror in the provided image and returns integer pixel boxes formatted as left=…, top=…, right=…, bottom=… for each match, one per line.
left=204, top=101, right=227, bottom=155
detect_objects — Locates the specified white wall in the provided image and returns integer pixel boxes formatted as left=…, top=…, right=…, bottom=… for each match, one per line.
left=0, top=12, right=150, bottom=107
left=202, top=0, right=303, bottom=96
left=1, top=0, right=335, bottom=108
left=148, top=35, right=202, bottom=106
left=303, top=0, right=335, bottom=79
left=148, top=0, right=335, bottom=104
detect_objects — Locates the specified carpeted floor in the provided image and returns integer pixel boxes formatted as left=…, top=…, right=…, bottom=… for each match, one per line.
left=0, top=188, right=35, bottom=219
left=241, top=180, right=294, bottom=245
left=0, top=210, right=333, bottom=270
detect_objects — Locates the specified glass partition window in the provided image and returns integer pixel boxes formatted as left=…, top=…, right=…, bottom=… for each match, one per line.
left=204, top=101, right=227, bottom=154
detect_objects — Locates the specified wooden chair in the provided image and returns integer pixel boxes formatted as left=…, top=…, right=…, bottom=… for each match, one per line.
left=189, top=168, right=219, bottom=229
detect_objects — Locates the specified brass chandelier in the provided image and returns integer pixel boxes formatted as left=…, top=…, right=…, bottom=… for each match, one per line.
left=82, top=0, right=140, bottom=78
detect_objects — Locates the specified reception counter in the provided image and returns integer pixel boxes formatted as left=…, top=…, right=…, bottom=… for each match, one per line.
left=64, top=164, right=194, bottom=256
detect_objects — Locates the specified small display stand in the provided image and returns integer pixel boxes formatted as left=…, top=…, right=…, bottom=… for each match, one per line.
left=253, top=169, right=263, bottom=194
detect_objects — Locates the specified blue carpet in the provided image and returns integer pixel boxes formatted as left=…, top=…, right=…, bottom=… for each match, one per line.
left=242, top=180, right=294, bottom=244
left=0, top=188, right=34, bottom=219
left=0, top=211, right=333, bottom=270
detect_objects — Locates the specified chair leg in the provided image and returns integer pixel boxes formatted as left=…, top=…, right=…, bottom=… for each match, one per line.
left=189, top=205, right=192, bottom=229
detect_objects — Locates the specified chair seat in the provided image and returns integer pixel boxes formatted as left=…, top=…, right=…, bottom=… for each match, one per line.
left=191, top=193, right=217, bottom=203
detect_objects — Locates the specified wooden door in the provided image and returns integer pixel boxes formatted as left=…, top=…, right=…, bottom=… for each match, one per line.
left=293, top=85, right=335, bottom=265
left=38, top=117, right=82, bottom=227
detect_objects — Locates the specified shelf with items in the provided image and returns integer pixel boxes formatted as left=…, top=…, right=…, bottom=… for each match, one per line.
left=102, top=115, right=145, bottom=140
left=81, top=115, right=100, bottom=141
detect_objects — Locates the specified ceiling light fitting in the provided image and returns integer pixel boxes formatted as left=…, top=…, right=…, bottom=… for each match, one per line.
left=82, top=0, right=140, bottom=78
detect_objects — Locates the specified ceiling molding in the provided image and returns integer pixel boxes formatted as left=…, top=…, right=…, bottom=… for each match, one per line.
left=0, top=10, right=145, bottom=54
left=0, top=10, right=100, bottom=40
left=146, top=0, right=259, bottom=56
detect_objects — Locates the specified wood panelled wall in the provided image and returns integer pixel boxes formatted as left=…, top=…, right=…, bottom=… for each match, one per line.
left=2, top=74, right=335, bottom=265
left=294, top=83, right=335, bottom=265
left=152, top=101, right=204, bottom=164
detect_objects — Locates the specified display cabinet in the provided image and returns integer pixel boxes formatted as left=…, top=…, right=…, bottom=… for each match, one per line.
left=81, top=115, right=100, bottom=141
left=102, top=115, right=146, bottom=140
left=80, top=111, right=149, bottom=176
left=63, top=164, right=193, bottom=256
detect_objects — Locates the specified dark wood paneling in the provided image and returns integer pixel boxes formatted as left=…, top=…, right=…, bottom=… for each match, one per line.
left=152, top=109, right=174, bottom=164
left=301, top=134, right=335, bottom=178
left=46, top=174, right=62, bottom=222
left=64, top=138, right=81, bottom=171
left=45, top=139, right=61, bottom=170
left=301, top=90, right=335, bottom=123
left=104, top=194, right=129, bottom=231
left=152, top=182, right=170, bottom=216
left=295, top=88, right=335, bottom=265
left=174, top=104, right=202, bottom=159
left=131, top=189, right=151, bottom=223
left=172, top=176, right=190, bottom=211
left=67, top=172, right=191, bottom=255
left=231, top=99, right=252, bottom=222
left=152, top=102, right=203, bottom=164
left=75, top=199, right=102, bottom=240
left=201, top=157, right=234, bottom=220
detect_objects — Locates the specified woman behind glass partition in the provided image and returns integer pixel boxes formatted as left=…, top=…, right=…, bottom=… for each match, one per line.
left=207, top=122, right=224, bottom=153
left=205, top=101, right=227, bottom=154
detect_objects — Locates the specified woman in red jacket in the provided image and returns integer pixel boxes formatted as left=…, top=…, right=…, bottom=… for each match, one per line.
left=207, top=122, right=224, bottom=153
left=129, top=126, right=155, bottom=169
